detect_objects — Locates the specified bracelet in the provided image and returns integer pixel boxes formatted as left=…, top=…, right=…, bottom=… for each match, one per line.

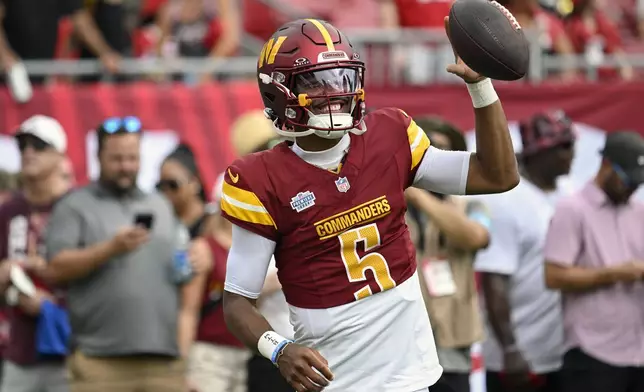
left=257, top=331, right=292, bottom=365
left=274, top=342, right=291, bottom=368
left=466, top=78, right=499, bottom=109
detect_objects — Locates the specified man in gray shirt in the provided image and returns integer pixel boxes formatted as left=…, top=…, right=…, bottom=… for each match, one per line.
left=45, top=117, right=194, bottom=392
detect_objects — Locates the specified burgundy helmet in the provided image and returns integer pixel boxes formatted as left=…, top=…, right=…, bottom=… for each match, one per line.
left=257, top=19, right=366, bottom=139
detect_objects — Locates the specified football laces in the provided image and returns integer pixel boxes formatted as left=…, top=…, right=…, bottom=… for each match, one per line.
left=490, top=0, right=521, bottom=30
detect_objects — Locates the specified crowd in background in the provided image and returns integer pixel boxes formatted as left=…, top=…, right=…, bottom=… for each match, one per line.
left=1, top=0, right=644, bottom=90
left=0, top=1, right=643, bottom=392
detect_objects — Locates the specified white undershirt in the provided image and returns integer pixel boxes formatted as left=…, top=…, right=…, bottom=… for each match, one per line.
left=291, top=134, right=350, bottom=170
left=224, top=132, right=472, bottom=299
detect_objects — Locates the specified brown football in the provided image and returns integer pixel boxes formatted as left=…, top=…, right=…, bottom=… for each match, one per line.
left=448, top=0, right=530, bottom=81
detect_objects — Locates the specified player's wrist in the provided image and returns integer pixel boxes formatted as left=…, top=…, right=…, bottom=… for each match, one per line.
left=466, top=78, right=499, bottom=109
left=258, top=330, right=293, bottom=366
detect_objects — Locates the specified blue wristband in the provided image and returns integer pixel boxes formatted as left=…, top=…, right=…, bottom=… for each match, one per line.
left=271, top=339, right=291, bottom=364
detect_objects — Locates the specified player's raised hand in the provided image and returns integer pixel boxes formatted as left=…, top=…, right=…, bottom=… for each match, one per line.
left=277, top=343, right=334, bottom=392
left=443, top=16, right=485, bottom=84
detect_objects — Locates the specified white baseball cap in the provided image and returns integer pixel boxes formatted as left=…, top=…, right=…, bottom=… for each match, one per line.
left=15, top=115, right=67, bottom=153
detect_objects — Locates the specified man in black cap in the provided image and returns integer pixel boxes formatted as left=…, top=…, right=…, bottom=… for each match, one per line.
left=595, top=131, right=644, bottom=204
left=544, top=131, right=644, bottom=392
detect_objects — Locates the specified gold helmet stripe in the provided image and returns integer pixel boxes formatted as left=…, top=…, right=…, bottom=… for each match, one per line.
left=306, top=19, right=335, bottom=52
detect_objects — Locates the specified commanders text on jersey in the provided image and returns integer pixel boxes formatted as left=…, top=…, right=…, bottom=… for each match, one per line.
left=314, top=196, right=391, bottom=239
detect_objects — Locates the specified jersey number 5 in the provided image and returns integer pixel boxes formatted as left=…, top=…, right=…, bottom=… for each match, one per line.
left=338, top=223, right=396, bottom=300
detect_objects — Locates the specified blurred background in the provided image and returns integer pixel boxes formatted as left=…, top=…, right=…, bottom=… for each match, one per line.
left=1, top=0, right=643, bottom=191
left=0, top=0, right=644, bottom=188
left=1, top=1, right=644, bottom=391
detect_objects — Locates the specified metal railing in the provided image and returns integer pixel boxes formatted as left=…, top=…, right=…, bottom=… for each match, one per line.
left=16, top=27, right=644, bottom=84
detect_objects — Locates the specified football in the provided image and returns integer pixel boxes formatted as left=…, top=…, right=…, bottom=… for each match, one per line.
left=448, top=0, right=529, bottom=81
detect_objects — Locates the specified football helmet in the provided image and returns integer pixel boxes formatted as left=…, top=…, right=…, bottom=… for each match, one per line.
left=257, top=19, right=366, bottom=139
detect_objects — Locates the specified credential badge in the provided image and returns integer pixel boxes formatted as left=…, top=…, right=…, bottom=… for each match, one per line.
left=290, top=191, right=316, bottom=213
left=335, top=177, right=350, bottom=193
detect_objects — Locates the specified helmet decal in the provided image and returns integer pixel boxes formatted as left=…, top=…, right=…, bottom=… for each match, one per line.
left=306, top=19, right=335, bottom=51
left=256, top=19, right=367, bottom=140
left=259, top=36, right=287, bottom=68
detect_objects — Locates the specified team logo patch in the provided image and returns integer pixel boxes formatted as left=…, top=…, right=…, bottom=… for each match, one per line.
left=290, top=191, right=316, bottom=213
left=335, top=177, right=351, bottom=193
left=294, top=57, right=311, bottom=67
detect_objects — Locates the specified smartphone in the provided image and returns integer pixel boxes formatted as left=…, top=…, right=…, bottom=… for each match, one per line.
left=134, top=213, right=154, bottom=230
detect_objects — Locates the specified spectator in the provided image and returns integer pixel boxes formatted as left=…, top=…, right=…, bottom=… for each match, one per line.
left=0, top=115, right=70, bottom=392
left=378, top=0, right=456, bottom=84
left=241, top=0, right=284, bottom=41
left=75, top=0, right=132, bottom=83
left=0, top=0, right=120, bottom=84
left=404, top=117, right=489, bottom=392
left=379, top=0, right=452, bottom=30
left=565, top=0, right=634, bottom=80
left=44, top=117, right=198, bottom=392
left=544, top=131, right=644, bottom=392
left=56, top=158, right=76, bottom=191
left=156, top=0, right=240, bottom=81
left=475, top=110, right=576, bottom=392
left=156, top=143, right=247, bottom=392
left=277, top=0, right=379, bottom=30
left=224, top=111, right=293, bottom=392
left=599, top=0, right=644, bottom=43
left=499, top=0, right=577, bottom=81
left=0, top=170, right=17, bottom=206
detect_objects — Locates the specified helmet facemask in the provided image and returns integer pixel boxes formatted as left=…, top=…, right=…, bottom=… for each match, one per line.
left=261, top=65, right=367, bottom=139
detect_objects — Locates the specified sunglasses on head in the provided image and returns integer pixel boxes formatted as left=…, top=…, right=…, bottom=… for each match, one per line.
left=100, top=116, right=142, bottom=134
left=17, top=135, right=50, bottom=152
left=156, top=179, right=182, bottom=192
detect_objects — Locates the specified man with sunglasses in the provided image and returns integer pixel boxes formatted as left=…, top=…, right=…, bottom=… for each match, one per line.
left=544, top=131, right=644, bottom=392
left=0, top=115, right=70, bottom=392
left=475, top=110, right=577, bottom=392
left=45, top=116, right=191, bottom=392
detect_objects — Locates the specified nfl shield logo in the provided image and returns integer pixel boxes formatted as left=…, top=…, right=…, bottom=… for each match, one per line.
left=335, top=177, right=350, bottom=193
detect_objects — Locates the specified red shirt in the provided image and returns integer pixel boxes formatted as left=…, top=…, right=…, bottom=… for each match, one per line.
left=196, top=237, right=243, bottom=348
left=566, top=11, right=622, bottom=54
left=394, top=0, right=453, bottom=28
left=221, top=107, right=420, bottom=309
left=0, top=193, right=63, bottom=365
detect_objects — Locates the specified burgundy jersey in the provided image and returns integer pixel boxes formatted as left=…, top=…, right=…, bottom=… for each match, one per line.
left=196, top=236, right=244, bottom=348
left=221, top=107, right=431, bottom=309
left=0, top=193, right=62, bottom=365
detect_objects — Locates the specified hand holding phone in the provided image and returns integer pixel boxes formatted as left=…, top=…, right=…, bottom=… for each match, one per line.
left=134, top=213, right=154, bottom=230
left=111, top=226, right=149, bottom=254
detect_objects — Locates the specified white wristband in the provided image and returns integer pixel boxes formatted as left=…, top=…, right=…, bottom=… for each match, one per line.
left=466, top=78, right=499, bottom=109
left=258, top=331, right=292, bottom=364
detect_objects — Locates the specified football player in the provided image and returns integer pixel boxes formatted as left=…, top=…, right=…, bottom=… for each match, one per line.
left=221, top=18, right=519, bottom=392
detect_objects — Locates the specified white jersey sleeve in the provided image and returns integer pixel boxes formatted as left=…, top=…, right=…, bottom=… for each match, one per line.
left=224, top=224, right=276, bottom=299
left=413, top=145, right=471, bottom=195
